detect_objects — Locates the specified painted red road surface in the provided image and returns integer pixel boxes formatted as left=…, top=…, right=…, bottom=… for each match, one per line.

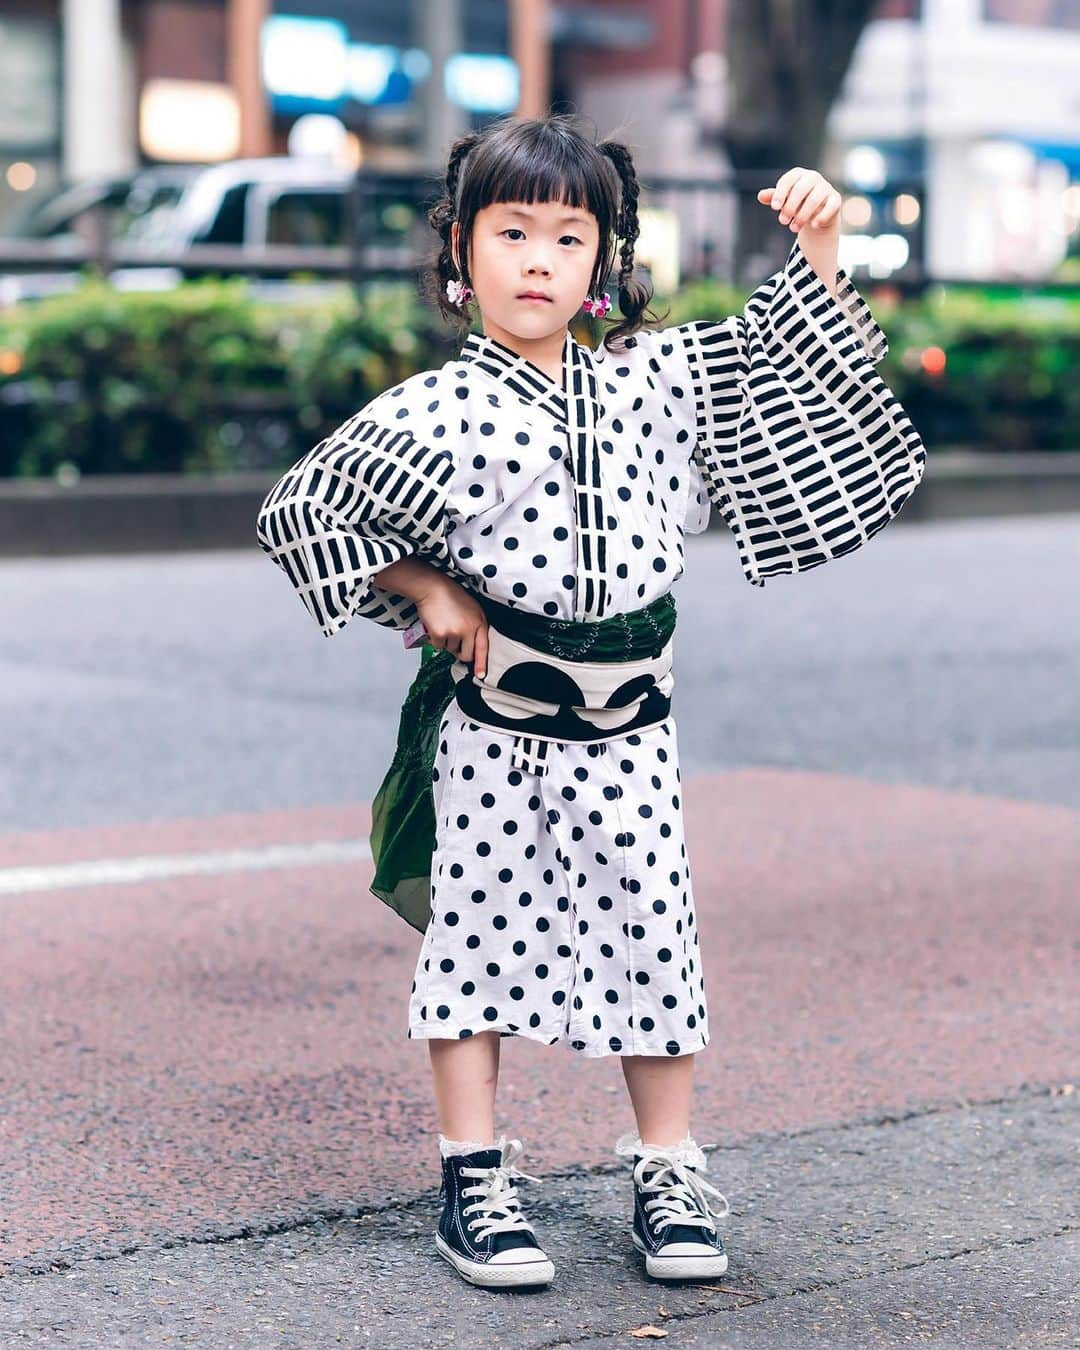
left=2, top=769, right=1076, bottom=1274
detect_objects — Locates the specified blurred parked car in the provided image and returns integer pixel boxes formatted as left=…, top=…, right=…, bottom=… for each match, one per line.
left=1, top=158, right=430, bottom=306
left=14, top=166, right=200, bottom=247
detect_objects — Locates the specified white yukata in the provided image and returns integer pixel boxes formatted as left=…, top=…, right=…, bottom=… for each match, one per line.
left=255, top=237, right=926, bottom=1058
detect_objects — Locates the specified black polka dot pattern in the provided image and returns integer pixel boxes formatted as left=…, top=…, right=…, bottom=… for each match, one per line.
left=407, top=703, right=709, bottom=1058
left=378, top=330, right=712, bottom=1056
left=426, top=328, right=709, bottom=622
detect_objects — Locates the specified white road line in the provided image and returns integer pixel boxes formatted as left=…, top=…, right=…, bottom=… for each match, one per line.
left=0, top=839, right=372, bottom=895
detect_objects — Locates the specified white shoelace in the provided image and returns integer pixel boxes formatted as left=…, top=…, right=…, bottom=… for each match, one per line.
left=458, top=1138, right=543, bottom=1242
left=633, top=1155, right=730, bottom=1234
left=615, top=1134, right=730, bottom=1235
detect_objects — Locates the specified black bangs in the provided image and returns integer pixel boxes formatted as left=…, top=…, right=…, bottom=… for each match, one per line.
left=463, top=126, right=618, bottom=231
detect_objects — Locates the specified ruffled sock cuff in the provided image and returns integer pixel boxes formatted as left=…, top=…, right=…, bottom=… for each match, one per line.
left=614, top=1128, right=709, bottom=1171
left=438, top=1132, right=505, bottom=1158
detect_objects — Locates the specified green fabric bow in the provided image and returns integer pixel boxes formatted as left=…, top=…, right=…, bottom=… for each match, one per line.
left=368, top=640, right=458, bottom=934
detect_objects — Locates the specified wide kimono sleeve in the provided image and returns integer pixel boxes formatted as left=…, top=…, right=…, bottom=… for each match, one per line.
left=670, top=237, right=926, bottom=584
left=254, top=409, right=456, bottom=636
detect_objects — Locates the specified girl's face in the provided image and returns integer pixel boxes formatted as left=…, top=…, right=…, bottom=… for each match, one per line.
left=453, top=198, right=600, bottom=342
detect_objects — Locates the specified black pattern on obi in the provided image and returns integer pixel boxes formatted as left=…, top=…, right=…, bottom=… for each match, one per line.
left=450, top=589, right=676, bottom=744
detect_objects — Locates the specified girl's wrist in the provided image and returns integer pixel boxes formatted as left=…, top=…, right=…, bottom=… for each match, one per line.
left=373, top=555, right=448, bottom=602
left=414, top=569, right=459, bottom=606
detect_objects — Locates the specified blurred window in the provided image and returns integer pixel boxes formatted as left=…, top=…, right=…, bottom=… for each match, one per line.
left=265, top=190, right=346, bottom=246
left=196, top=185, right=250, bottom=245
left=364, top=192, right=421, bottom=246
left=24, top=183, right=130, bottom=240
left=0, top=16, right=61, bottom=235
left=118, top=183, right=187, bottom=244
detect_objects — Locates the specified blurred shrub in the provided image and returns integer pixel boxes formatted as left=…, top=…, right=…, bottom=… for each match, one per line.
left=291, top=288, right=469, bottom=449
left=891, top=286, right=1080, bottom=452
left=1, top=273, right=1078, bottom=477
left=0, top=280, right=287, bottom=476
left=0, top=277, right=455, bottom=478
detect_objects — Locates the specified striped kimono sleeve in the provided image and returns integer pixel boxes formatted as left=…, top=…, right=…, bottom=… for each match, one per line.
left=255, top=412, right=455, bottom=636
left=671, top=237, right=926, bottom=585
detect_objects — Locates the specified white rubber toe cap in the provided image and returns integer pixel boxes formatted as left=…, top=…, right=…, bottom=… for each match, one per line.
left=489, top=1246, right=551, bottom=1266
left=654, top=1241, right=724, bottom=1259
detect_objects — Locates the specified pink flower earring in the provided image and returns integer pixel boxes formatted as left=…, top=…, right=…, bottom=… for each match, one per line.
left=582, top=291, right=612, bottom=318
left=446, top=276, right=473, bottom=305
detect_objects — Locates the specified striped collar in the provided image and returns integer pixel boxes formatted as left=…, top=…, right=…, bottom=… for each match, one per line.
left=458, top=328, right=595, bottom=426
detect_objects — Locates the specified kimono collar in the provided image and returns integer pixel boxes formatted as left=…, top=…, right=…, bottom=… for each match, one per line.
left=458, top=328, right=598, bottom=427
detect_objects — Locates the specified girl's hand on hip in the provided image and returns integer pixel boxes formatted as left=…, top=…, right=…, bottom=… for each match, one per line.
left=416, top=575, right=489, bottom=679
left=758, top=168, right=841, bottom=239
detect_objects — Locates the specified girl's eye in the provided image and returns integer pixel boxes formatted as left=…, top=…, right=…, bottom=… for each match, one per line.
left=501, top=229, right=582, bottom=246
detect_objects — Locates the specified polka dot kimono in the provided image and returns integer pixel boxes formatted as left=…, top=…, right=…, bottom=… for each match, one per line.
left=255, top=238, right=926, bottom=1057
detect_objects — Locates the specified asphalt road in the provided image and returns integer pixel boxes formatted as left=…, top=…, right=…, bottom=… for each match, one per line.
left=1, top=513, right=1077, bottom=1346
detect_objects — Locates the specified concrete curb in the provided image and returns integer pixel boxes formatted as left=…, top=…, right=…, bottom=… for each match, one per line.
left=1, top=453, right=1078, bottom=558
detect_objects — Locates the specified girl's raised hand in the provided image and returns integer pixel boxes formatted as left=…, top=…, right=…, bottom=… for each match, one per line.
left=757, top=168, right=841, bottom=236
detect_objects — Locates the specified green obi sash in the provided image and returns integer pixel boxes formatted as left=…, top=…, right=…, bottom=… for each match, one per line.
left=368, top=589, right=677, bottom=935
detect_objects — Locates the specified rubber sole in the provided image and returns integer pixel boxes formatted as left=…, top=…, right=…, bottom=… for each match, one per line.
left=435, top=1231, right=556, bottom=1288
left=632, top=1229, right=729, bottom=1280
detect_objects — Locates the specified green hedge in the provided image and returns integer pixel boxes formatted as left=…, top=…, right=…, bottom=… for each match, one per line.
left=0, top=278, right=462, bottom=477
left=1, top=273, right=1078, bottom=478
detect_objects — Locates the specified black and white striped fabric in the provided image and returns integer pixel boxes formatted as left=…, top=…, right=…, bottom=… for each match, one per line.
left=564, top=339, right=605, bottom=619
left=255, top=413, right=459, bottom=636
left=670, top=239, right=924, bottom=586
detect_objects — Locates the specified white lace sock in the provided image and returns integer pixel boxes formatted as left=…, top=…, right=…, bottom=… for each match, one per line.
left=439, top=1132, right=506, bottom=1159
left=613, top=1129, right=709, bottom=1171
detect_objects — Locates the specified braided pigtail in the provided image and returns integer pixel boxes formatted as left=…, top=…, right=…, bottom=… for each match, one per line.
left=595, top=140, right=669, bottom=351
left=423, top=130, right=483, bottom=335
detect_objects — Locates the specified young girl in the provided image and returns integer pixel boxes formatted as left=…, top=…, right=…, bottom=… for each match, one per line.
left=256, top=114, right=925, bottom=1290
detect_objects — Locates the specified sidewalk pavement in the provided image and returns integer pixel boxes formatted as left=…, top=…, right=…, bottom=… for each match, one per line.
left=0, top=1090, right=1074, bottom=1347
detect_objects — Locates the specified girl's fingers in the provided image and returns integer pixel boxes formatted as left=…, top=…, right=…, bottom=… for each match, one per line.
left=812, top=190, right=841, bottom=227
left=778, top=176, right=816, bottom=226
left=459, top=630, right=474, bottom=664
left=789, top=185, right=829, bottom=230
left=768, top=167, right=805, bottom=219
left=474, top=622, right=488, bottom=680
left=763, top=173, right=839, bottom=228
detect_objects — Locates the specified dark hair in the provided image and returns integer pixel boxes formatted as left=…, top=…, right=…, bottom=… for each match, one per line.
left=423, top=113, right=668, bottom=353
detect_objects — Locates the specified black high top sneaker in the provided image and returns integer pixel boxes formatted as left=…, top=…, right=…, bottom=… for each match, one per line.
left=435, top=1137, right=556, bottom=1288
left=614, top=1130, right=730, bottom=1281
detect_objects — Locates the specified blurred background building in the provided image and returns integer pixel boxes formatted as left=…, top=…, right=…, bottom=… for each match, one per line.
left=0, top=0, right=1078, bottom=282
